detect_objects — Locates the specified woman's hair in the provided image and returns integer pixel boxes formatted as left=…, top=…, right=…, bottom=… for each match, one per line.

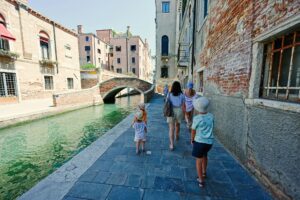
left=187, top=88, right=195, bottom=96
left=170, top=81, right=182, bottom=96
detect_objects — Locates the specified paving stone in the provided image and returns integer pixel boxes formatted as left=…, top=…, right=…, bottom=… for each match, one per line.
left=106, top=173, right=127, bottom=185
left=93, top=171, right=111, bottom=184
left=124, top=174, right=142, bottom=187
left=67, top=182, right=111, bottom=200
left=143, top=189, right=181, bottom=200
left=78, top=171, right=98, bottom=182
left=62, top=95, right=273, bottom=200
left=106, top=186, right=144, bottom=200
left=154, top=177, right=185, bottom=193
left=63, top=197, right=88, bottom=200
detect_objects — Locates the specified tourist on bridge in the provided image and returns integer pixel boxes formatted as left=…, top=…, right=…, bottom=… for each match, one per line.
left=166, top=81, right=185, bottom=151
left=191, top=97, right=214, bottom=188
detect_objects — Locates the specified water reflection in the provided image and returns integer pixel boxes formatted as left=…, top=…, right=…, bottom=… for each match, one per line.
left=0, top=95, right=140, bottom=200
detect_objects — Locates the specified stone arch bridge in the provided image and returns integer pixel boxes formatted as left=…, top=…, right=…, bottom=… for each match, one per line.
left=99, top=77, right=153, bottom=103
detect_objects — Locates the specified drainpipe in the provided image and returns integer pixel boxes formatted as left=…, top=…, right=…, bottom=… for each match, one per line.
left=126, top=26, right=130, bottom=73
left=52, top=22, right=59, bottom=74
left=191, top=0, right=197, bottom=81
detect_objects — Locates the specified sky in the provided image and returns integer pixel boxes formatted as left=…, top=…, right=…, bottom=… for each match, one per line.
left=29, top=0, right=156, bottom=55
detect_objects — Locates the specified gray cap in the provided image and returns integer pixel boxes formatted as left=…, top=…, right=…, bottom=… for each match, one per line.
left=193, top=97, right=210, bottom=112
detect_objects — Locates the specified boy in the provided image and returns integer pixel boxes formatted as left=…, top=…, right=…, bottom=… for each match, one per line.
left=191, top=97, right=214, bottom=187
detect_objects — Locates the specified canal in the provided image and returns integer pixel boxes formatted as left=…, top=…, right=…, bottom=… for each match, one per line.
left=0, top=95, right=141, bottom=200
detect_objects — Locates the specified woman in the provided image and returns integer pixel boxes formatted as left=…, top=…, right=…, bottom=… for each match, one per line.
left=183, top=81, right=197, bottom=129
left=166, top=81, right=185, bottom=150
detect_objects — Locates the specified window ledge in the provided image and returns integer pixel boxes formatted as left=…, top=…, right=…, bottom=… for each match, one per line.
left=245, top=98, right=300, bottom=113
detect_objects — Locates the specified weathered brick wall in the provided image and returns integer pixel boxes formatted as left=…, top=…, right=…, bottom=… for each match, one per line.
left=81, top=79, right=98, bottom=89
left=200, top=0, right=253, bottom=97
left=252, top=0, right=300, bottom=38
left=199, top=1, right=300, bottom=199
left=53, top=85, right=103, bottom=107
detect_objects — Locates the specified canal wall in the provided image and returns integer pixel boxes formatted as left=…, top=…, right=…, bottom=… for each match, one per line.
left=53, top=84, right=103, bottom=107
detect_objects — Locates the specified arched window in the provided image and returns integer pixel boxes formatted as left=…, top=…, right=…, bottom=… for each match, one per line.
left=0, top=14, right=15, bottom=50
left=161, top=35, right=169, bottom=56
left=39, top=31, right=50, bottom=60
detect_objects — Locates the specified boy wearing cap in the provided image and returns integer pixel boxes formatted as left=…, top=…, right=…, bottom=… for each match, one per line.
left=132, top=110, right=147, bottom=154
left=191, top=97, right=214, bottom=188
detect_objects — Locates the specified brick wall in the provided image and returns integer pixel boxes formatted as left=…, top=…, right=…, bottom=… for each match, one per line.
left=53, top=85, right=102, bottom=107
left=198, top=1, right=300, bottom=199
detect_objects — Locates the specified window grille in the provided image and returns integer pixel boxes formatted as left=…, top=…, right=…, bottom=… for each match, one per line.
left=0, top=72, right=17, bottom=96
left=67, top=78, right=74, bottom=89
left=44, top=76, right=53, bottom=90
left=261, top=31, right=300, bottom=103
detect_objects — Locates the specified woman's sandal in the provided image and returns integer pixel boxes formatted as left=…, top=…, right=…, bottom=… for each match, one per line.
left=203, top=172, right=206, bottom=178
left=196, top=178, right=205, bottom=187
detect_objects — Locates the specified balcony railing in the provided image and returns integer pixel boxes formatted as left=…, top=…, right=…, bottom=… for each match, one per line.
left=39, top=59, right=57, bottom=67
left=0, top=49, right=19, bottom=60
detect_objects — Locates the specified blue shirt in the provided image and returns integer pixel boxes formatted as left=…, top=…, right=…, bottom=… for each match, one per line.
left=169, top=93, right=185, bottom=107
left=192, top=113, right=214, bottom=144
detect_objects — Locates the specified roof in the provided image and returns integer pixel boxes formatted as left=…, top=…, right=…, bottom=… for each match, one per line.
left=6, top=0, right=78, bottom=37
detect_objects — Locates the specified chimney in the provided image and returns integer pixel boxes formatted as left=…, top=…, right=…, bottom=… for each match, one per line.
left=77, top=25, right=83, bottom=34
left=126, top=26, right=130, bottom=37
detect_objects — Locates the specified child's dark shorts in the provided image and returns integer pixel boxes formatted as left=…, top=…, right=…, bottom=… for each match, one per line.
left=192, top=142, right=212, bottom=158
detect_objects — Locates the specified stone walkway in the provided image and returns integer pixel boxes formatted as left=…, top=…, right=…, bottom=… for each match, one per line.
left=63, top=95, right=273, bottom=200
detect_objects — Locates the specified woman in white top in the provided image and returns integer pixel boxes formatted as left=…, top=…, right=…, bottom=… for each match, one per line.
left=166, top=81, right=185, bottom=150
left=183, top=81, right=197, bottom=129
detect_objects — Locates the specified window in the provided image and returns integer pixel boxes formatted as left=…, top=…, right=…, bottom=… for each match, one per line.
left=0, top=38, right=9, bottom=50
left=116, top=68, right=122, bottom=73
left=98, top=40, right=100, bottom=44
left=204, top=0, right=208, bottom=18
left=198, top=71, right=204, bottom=93
left=132, top=57, right=136, bottom=64
left=132, top=68, right=136, bottom=74
left=161, top=66, right=168, bottom=78
left=87, top=56, right=90, bottom=62
left=0, top=72, right=17, bottom=96
left=98, top=49, right=101, bottom=54
left=261, top=31, right=300, bottom=103
left=117, top=58, right=121, bottom=64
left=65, top=44, right=71, bottom=58
left=161, top=35, right=169, bottom=56
left=44, top=76, right=53, bottom=90
left=85, top=46, right=91, bottom=51
left=131, top=45, right=136, bottom=51
left=98, top=58, right=101, bottom=63
left=67, top=78, right=74, bottom=89
left=85, top=36, right=89, bottom=42
left=162, top=2, right=170, bottom=13
left=39, top=31, right=50, bottom=60
left=116, top=46, right=121, bottom=51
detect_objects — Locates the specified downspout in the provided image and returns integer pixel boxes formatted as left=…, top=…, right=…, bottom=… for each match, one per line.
left=52, top=22, right=59, bottom=73
left=93, top=35, right=97, bottom=67
left=191, top=0, right=197, bottom=81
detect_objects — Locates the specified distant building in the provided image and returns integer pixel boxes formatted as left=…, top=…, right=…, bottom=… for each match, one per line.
left=0, top=0, right=81, bottom=104
left=77, top=25, right=112, bottom=71
left=155, top=0, right=181, bottom=91
left=97, top=27, right=152, bottom=82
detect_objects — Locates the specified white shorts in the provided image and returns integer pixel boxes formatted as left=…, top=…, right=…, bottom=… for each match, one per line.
left=167, top=107, right=183, bottom=124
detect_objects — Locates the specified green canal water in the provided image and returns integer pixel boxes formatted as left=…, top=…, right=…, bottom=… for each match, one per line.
left=0, top=95, right=141, bottom=200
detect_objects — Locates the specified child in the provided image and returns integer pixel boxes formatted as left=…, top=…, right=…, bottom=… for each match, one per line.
left=191, top=97, right=214, bottom=188
left=132, top=111, right=147, bottom=154
left=138, top=103, right=147, bottom=124
left=183, top=81, right=197, bottom=129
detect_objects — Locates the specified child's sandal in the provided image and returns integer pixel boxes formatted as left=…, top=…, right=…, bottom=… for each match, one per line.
left=199, top=182, right=205, bottom=188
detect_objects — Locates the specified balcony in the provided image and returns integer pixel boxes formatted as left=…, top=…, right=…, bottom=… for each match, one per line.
left=0, top=49, right=19, bottom=60
left=177, top=43, right=190, bottom=68
left=39, top=59, right=57, bottom=67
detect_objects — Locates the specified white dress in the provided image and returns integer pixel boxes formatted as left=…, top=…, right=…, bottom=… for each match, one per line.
left=133, top=122, right=146, bottom=142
